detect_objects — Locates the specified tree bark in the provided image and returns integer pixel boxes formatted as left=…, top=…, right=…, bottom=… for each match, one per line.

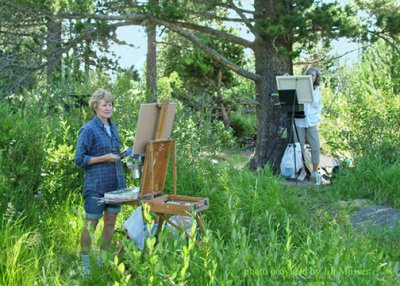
left=84, top=37, right=91, bottom=76
left=146, top=0, right=158, bottom=102
left=248, top=0, right=293, bottom=171
left=216, top=69, right=231, bottom=129
left=46, top=17, right=62, bottom=83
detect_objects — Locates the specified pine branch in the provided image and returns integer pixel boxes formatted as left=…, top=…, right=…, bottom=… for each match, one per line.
left=188, top=11, right=251, bottom=23
left=165, top=19, right=254, bottom=48
left=65, top=12, right=254, bottom=49
left=150, top=17, right=259, bottom=82
left=226, top=0, right=261, bottom=40
left=293, top=45, right=368, bottom=66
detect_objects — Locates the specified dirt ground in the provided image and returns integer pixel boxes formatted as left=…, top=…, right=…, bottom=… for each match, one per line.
left=282, top=153, right=335, bottom=189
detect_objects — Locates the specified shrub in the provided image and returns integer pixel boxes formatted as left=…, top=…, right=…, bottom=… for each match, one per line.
left=331, top=153, right=400, bottom=208
left=321, top=41, right=400, bottom=160
left=0, top=104, right=47, bottom=206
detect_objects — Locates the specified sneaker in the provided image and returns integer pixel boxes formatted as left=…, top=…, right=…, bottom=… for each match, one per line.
left=82, top=264, right=90, bottom=276
left=96, top=255, right=104, bottom=267
left=82, top=254, right=91, bottom=276
left=321, top=177, right=331, bottom=186
left=310, top=171, right=319, bottom=183
left=297, top=170, right=307, bottom=181
left=96, top=250, right=107, bottom=267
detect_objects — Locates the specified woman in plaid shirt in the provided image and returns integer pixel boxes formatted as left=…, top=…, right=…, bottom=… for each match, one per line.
left=74, top=88, right=126, bottom=275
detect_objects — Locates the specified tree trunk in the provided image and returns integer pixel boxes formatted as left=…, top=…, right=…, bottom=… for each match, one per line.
left=146, top=0, right=158, bottom=102
left=216, top=69, right=231, bottom=129
left=248, top=0, right=293, bottom=171
left=220, top=102, right=231, bottom=129
left=46, top=17, right=62, bottom=83
left=84, top=37, right=91, bottom=76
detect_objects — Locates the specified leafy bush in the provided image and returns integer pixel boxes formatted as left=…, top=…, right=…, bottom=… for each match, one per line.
left=331, top=153, right=400, bottom=208
left=0, top=104, right=47, bottom=207
left=321, top=41, right=400, bottom=160
left=230, top=111, right=256, bottom=138
left=1, top=65, right=400, bottom=284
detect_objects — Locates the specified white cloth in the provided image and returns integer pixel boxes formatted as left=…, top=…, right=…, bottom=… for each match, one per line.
left=123, top=206, right=146, bottom=250
left=295, top=87, right=322, bottom=128
left=104, top=125, right=111, bottom=137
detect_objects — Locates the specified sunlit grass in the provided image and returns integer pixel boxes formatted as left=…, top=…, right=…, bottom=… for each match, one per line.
left=1, top=85, right=399, bottom=284
left=2, top=155, right=400, bottom=285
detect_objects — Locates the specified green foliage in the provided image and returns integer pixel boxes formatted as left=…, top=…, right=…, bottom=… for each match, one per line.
left=1, top=66, right=400, bottom=284
left=0, top=104, right=47, bottom=207
left=330, top=154, right=400, bottom=208
left=0, top=19, right=44, bottom=96
left=39, top=116, right=81, bottom=205
left=147, top=0, right=224, bottom=21
left=174, top=108, right=235, bottom=155
left=2, top=159, right=400, bottom=285
left=0, top=215, right=44, bottom=285
left=0, top=196, right=87, bottom=285
left=158, top=28, right=247, bottom=131
left=230, top=111, right=256, bottom=138
left=157, top=71, right=185, bottom=102
left=53, top=0, right=95, bottom=13
left=160, top=31, right=246, bottom=89
left=321, top=40, right=400, bottom=159
left=357, top=0, right=400, bottom=39
left=255, top=0, right=360, bottom=57
left=159, top=43, right=255, bottom=140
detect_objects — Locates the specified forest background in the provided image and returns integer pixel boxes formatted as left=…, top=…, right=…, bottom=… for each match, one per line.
left=0, top=0, right=400, bottom=285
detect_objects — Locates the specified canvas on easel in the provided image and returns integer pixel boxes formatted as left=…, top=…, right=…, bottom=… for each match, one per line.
left=132, top=100, right=177, bottom=198
left=133, top=102, right=176, bottom=154
left=276, top=75, right=314, bottom=103
left=119, top=100, right=209, bottom=242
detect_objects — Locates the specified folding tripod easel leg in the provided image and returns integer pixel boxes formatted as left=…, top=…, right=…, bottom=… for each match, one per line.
left=155, top=212, right=206, bottom=241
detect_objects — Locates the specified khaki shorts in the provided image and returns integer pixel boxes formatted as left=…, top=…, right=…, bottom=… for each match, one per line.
left=293, top=125, right=320, bottom=165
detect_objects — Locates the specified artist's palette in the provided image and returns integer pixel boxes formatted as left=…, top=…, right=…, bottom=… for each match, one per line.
left=103, top=187, right=140, bottom=202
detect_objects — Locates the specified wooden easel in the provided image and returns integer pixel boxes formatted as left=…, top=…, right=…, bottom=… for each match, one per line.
left=120, top=100, right=209, bottom=244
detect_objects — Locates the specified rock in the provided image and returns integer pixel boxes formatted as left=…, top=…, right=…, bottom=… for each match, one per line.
left=349, top=206, right=400, bottom=231
left=337, top=200, right=348, bottom=208
left=336, top=199, right=371, bottom=209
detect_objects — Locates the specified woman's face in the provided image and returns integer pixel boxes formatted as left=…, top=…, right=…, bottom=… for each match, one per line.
left=310, top=71, right=317, bottom=84
left=95, top=99, right=113, bottom=120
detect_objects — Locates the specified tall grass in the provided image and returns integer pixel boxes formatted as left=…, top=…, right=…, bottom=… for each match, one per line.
left=1, top=73, right=400, bottom=284
left=330, top=154, right=400, bottom=207
left=0, top=213, right=61, bottom=285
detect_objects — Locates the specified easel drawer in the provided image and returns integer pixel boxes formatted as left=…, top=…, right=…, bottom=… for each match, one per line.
left=143, top=195, right=209, bottom=215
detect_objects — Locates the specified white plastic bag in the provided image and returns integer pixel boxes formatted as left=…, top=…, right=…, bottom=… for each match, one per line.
left=123, top=206, right=146, bottom=250
left=302, top=145, right=313, bottom=174
left=280, top=142, right=303, bottom=178
left=167, top=215, right=194, bottom=236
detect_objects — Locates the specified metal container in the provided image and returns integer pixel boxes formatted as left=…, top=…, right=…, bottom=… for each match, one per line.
left=315, top=173, right=322, bottom=185
left=132, top=164, right=141, bottom=179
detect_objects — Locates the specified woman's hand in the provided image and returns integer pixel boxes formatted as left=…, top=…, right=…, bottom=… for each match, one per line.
left=88, top=153, right=120, bottom=165
left=102, top=153, right=121, bottom=163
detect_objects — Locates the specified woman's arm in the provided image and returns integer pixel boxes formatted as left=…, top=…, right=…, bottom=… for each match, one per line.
left=87, top=153, right=120, bottom=165
left=74, top=127, right=92, bottom=168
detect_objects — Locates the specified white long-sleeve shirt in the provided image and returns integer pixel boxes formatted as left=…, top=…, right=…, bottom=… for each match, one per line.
left=295, top=87, right=323, bottom=128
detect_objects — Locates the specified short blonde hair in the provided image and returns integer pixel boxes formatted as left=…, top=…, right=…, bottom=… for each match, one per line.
left=88, top=89, right=115, bottom=113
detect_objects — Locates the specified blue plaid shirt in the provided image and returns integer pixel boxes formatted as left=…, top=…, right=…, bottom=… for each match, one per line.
left=74, top=116, right=126, bottom=194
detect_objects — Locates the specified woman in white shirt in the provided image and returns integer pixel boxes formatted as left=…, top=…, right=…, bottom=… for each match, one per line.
left=294, top=66, right=323, bottom=181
